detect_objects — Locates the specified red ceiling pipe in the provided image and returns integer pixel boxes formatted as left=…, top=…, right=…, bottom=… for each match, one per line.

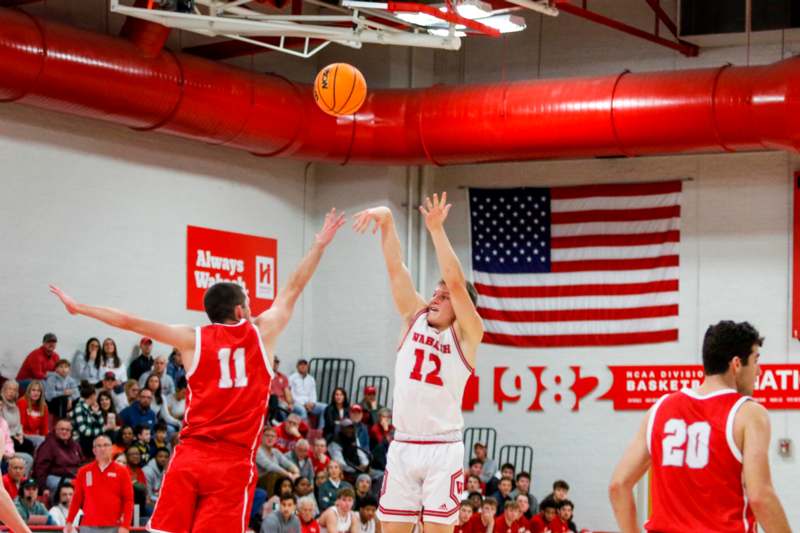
left=2, top=7, right=800, bottom=165
left=120, top=0, right=172, bottom=57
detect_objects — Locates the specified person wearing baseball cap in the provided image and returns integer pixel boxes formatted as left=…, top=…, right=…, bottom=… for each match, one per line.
left=348, top=404, right=370, bottom=450
left=14, top=478, right=48, bottom=525
left=288, top=358, right=326, bottom=429
left=127, top=337, right=154, bottom=382
left=16, top=333, right=60, bottom=386
left=359, top=385, right=382, bottom=426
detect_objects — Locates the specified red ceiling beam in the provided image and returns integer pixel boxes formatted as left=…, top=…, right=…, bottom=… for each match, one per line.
left=387, top=1, right=501, bottom=37
left=645, top=0, right=679, bottom=39
left=555, top=0, right=698, bottom=57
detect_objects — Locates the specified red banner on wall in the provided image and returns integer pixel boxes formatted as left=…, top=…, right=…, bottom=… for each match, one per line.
left=598, top=364, right=800, bottom=410
left=186, top=225, right=278, bottom=316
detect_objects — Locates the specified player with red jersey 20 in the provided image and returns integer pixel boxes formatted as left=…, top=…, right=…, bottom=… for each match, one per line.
left=609, top=320, right=791, bottom=533
left=50, top=208, right=346, bottom=533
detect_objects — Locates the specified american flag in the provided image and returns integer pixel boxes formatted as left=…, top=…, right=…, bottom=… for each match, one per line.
left=469, top=181, right=681, bottom=347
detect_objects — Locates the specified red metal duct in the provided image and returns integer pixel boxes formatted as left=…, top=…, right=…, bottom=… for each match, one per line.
left=2, top=7, right=800, bottom=165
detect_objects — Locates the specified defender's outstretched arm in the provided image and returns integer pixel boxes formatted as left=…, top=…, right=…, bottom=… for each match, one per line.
left=50, top=285, right=196, bottom=362
left=608, top=413, right=650, bottom=533
left=255, top=208, right=346, bottom=354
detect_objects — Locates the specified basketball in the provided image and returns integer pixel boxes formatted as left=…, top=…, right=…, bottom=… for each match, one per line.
left=313, top=63, right=367, bottom=117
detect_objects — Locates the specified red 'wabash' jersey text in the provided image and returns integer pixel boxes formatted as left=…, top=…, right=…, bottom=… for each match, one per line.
left=180, top=320, right=273, bottom=451
left=645, top=388, right=755, bottom=533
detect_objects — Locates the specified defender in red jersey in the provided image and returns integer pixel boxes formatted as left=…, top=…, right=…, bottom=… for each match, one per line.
left=609, top=321, right=790, bottom=533
left=50, top=208, right=346, bottom=533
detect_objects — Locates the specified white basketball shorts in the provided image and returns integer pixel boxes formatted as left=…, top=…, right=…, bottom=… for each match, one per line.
left=377, top=434, right=465, bottom=525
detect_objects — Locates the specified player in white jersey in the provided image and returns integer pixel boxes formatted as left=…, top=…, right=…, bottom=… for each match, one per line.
left=353, top=192, right=484, bottom=533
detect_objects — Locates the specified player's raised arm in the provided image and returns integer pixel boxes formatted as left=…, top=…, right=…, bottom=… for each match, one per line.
left=49, top=285, right=196, bottom=358
left=420, top=192, right=484, bottom=356
left=739, top=401, right=791, bottom=532
left=352, top=206, right=425, bottom=321
left=608, top=412, right=651, bottom=533
left=255, top=208, right=346, bottom=351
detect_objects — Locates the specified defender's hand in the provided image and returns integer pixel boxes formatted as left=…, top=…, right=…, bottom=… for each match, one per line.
left=419, top=192, right=451, bottom=231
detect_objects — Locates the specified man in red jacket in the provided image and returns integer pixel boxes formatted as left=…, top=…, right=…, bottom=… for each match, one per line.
left=16, top=333, right=60, bottom=384
left=528, top=498, right=559, bottom=533
left=66, top=434, right=133, bottom=533
left=493, top=501, right=524, bottom=533
left=2, top=456, right=25, bottom=500
left=32, top=419, right=84, bottom=494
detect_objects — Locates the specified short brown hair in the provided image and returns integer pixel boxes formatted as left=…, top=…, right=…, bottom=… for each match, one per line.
left=337, top=487, right=355, bottom=500
left=482, top=497, right=498, bottom=509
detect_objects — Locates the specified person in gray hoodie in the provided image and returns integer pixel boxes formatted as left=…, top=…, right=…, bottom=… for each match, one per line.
left=261, top=493, right=301, bottom=533
left=142, top=447, right=170, bottom=504
left=44, top=360, right=79, bottom=419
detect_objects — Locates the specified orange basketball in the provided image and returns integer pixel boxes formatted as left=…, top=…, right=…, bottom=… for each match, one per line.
left=313, top=63, right=367, bottom=117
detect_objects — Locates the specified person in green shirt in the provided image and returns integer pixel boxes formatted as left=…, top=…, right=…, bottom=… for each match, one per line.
left=14, top=479, right=49, bottom=524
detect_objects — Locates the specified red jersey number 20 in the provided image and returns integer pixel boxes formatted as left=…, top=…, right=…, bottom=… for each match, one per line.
left=661, top=418, right=711, bottom=469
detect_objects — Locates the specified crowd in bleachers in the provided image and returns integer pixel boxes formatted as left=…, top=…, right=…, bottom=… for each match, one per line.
left=1, top=332, right=581, bottom=533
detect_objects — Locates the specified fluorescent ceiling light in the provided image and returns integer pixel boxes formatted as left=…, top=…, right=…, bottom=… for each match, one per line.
left=428, top=27, right=467, bottom=37
left=478, top=13, right=526, bottom=33
left=455, top=0, right=492, bottom=20
left=395, top=11, right=446, bottom=26
left=340, top=0, right=390, bottom=7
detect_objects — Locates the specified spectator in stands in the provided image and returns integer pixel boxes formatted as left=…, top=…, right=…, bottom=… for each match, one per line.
left=275, top=414, right=303, bottom=453
left=359, top=386, right=382, bottom=427
left=2, top=456, right=25, bottom=500
left=17, top=380, right=48, bottom=446
left=148, top=422, right=171, bottom=457
left=264, top=476, right=295, bottom=515
left=119, top=388, right=156, bottom=432
left=455, top=500, right=474, bottom=533
left=71, top=337, right=101, bottom=384
left=257, top=427, right=300, bottom=482
left=14, top=478, right=48, bottom=525
left=515, top=494, right=533, bottom=521
left=487, top=463, right=514, bottom=496
left=528, top=497, right=557, bottom=533
left=72, top=382, right=105, bottom=457
left=318, top=487, right=358, bottom=533
left=357, top=495, right=379, bottom=533
left=322, top=387, right=349, bottom=442
left=348, top=405, right=370, bottom=451
left=329, top=420, right=370, bottom=479
left=17, top=333, right=60, bottom=387
left=557, top=499, right=576, bottom=533
left=33, top=418, right=83, bottom=493
left=494, top=500, right=524, bottom=533
left=44, top=360, right=79, bottom=419
left=288, top=359, right=326, bottom=429
left=66, top=435, right=134, bottom=533
left=124, top=445, right=149, bottom=515
left=294, top=476, right=318, bottom=516
left=133, top=424, right=152, bottom=464
left=546, top=479, right=570, bottom=504
left=261, top=493, right=300, bottom=533
left=1, top=380, right=35, bottom=457
left=509, top=472, right=535, bottom=508
left=289, top=439, right=315, bottom=482
left=317, top=461, right=352, bottom=513
left=97, top=337, right=126, bottom=385
left=297, top=497, right=320, bottom=533
left=166, top=348, right=186, bottom=385
left=112, top=425, right=135, bottom=459
left=467, top=492, right=483, bottom=513
left=463, top=474, right=483, bottom=499
left=491, top=476, right=514, bottom=516
left=48, top=481, right=80, bottom=527
left=464, top=497, right=496, bottom=533
left=115, top=380, right=140, bottom=412
left=96, top=371, right=119, bottom=398
left=143, top=446, right=169, bottom=504
left=368, top=408, right=394, bottom=450
left=353, top=474, right=371, bottom=510
left=473, top=443, right=497, bottom=484
left=311, top=438, right=330, bottom=474
left=97, top=390, right=119, bottom=433
left=167, top=376, right=187, bottom=425
left=138, top=355, right=175, bottom=398
left=367, top=408, right=393, bottom=471
left=270, top=357, right=295, bottom=420
left=128, top=337, right=154, bottom=382
left=314, top=469, right=328, bottom=500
